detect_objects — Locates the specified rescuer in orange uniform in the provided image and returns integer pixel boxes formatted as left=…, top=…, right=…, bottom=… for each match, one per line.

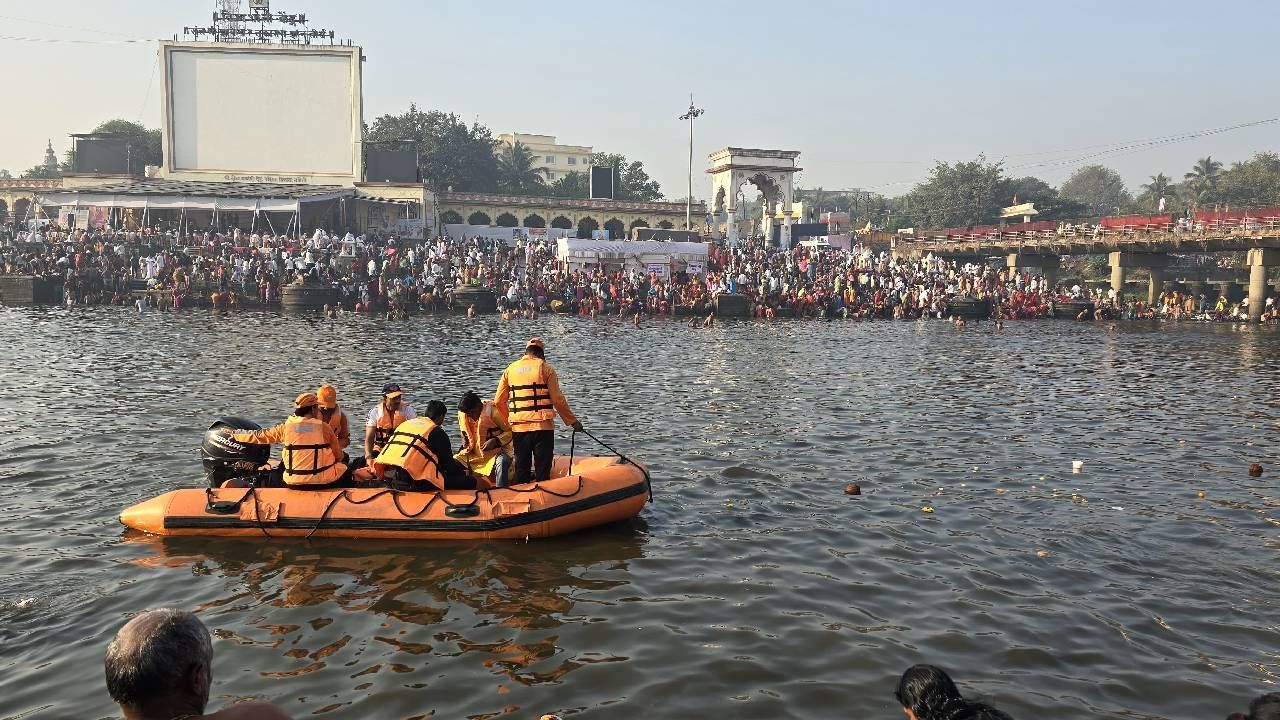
left=316, top=384, right=351, bottom=453
left=371, top=400, right=472, bottom=490
left=457, top=390, right=514, bottom=487
left=494, top=338, right=583, bottom=484
left=227, top=392, right=351, bottom=488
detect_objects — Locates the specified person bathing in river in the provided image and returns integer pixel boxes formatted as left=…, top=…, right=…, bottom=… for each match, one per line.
left=894, top=664, right=1012, bottom=720
left=106, top=609, right=292, bottom=720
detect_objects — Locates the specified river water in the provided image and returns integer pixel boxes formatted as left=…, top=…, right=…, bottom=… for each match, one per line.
left=0, top=307, right=1276, bottom=720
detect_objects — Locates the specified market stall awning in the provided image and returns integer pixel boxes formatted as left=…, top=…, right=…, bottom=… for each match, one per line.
left=35, top=179, right=355, bottom=212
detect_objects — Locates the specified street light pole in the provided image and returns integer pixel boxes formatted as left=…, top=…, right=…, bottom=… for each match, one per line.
left=678, top=95, right=704, bottom=231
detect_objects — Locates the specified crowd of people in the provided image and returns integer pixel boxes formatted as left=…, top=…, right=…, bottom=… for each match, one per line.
left=104, top=608, right=1279, bottom=720
left=2, top=223, right=1277, bottom=323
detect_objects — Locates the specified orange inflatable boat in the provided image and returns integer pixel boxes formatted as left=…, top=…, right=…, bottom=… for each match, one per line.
left=120, top=455, right=650, bottom=540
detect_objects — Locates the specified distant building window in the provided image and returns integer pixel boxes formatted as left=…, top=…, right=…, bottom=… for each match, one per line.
left=567, top=157, right=577, bottom=165
left=545, top=156, right=555, bottom=164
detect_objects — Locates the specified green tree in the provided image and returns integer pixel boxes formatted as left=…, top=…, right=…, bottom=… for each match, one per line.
left=365, top=104, right=499, bottom=192
left=1136, top=173, right=1178, bottom=213
left=1216, top=152, right=1280, bottom=208
left=1058, top=165, right=1133, bottom=218
left=550, top=170, right=588, bottom=198
left=895, top=156, right=1007, bottom=229
left=20, top=164, right=62, bottom=180
left=0, top=169, right=12, bottom=179
left=590, top=152, right=663, bottom=201
left=496, top=141, right=549, bottom=196
left=1182, top=156, right=1224, bottom=209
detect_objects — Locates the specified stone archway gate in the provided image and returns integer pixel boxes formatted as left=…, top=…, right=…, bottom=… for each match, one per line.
left=708, top=147, right=800, bottom=247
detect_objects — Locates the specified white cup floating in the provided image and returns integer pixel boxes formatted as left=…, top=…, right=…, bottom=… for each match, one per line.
left=1072, top=460, right=1083, bottom=474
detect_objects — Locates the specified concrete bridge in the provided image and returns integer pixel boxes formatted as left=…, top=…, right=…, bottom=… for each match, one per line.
left=898, top=227, right=1280, bottom=321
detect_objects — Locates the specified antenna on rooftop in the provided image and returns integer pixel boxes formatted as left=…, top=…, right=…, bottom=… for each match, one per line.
left=185, top=0, right=342, bottom=45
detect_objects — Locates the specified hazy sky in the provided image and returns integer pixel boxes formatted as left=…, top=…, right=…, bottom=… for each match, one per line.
left=2, top=0, right=1277, bottom=200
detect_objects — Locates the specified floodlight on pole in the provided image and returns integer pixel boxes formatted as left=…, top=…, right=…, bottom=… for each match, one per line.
left=678, top=95, right=704, bottom=231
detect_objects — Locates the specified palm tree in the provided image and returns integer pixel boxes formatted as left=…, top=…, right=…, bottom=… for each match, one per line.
left=1183, top=156, right=1223, bottom=208
left=1139, top=173, right=1177, bottom=212
left=497, top=141, right=548, bottom=196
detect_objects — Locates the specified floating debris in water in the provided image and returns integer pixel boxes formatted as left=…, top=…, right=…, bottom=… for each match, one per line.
left=844, top=483, right=862, bottom=496
left=1197, top=491, right=1206, bottom=498
left=1036, top=549, right=1049, bottom=558
left=996, top=488, right=1006, bottom=494
left=1249, top=463, right=1264, bottom=477
left=922, top=506, right=935, bottom=513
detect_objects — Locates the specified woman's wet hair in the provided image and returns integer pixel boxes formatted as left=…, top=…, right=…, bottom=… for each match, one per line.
left=895, top=665, right=1012, bottom=720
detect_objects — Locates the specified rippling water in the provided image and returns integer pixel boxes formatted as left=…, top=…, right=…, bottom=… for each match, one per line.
left=0, top=307, right=1276, bottom=720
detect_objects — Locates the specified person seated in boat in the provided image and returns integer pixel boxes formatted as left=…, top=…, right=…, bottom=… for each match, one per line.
left=364, top=383, right=414, bottom=460
left=371, top=400, right=474, bottom=491
left=456, top=390, right=513, bottom=488
left=106, top=608, right=293, bottom=720
left=316, top=384, right=351, bottom=458
left=225, top=393, right=352, bottom=489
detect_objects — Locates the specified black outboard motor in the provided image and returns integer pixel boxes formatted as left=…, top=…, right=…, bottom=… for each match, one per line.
left=202, top=417, right=270, bottom=488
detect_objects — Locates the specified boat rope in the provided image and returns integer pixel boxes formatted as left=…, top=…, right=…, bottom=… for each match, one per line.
left=577, top=428, right=652, bottom=502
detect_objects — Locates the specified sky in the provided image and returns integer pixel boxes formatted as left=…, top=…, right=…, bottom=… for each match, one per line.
left=2, top=0, right=1278, bottom=200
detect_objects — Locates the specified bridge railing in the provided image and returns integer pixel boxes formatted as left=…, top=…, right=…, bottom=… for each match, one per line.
left=907, top=216, right=1280, bottom=246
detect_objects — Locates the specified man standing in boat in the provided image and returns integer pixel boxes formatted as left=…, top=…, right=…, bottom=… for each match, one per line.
left=494, top=338, right=583, bottom=484
left=364, top=383, right=414, bottom=460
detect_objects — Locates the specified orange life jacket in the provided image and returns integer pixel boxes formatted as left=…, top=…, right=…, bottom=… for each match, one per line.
left=460, top=401, right=512, bottom=458
left=504, top=357, right=554, bottom=426
left=281, top=417, right=346, bottom=486
left=375, top=417, right=445, bottom=487
left=371, top=404, right=408, bottom=454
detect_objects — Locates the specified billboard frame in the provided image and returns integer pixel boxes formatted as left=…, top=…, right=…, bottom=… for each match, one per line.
left=159, top=40, right=363, bottom=184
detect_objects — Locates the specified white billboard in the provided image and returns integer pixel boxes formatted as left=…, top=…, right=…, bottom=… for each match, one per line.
left=162, top=42, right=362, bottom=180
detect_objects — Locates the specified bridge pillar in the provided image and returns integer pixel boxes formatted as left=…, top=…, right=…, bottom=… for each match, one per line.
left=1246, top=248, right=1279, bottom=321
left=1109, top=252, right=1171, bottom=301
left=1110, top=264, right=1126, bottom=295
left=1148, top=268, right=1166, bottom=305
left=1009, top=254, right=1060, bottom=288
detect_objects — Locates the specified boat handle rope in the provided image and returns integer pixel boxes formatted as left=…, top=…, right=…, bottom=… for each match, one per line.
left=575, top=428, right=653, bottom=502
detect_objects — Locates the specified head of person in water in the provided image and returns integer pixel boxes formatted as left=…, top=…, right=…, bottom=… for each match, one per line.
left=105, top=609, right=213, bottom=720
left=458, top=391, right=483, bottom=421
left=1245, top=693, right=1280, bottom=720
left=424, top=400, right=447, bottom=424
left=894, top=665, right=1012, bottom=720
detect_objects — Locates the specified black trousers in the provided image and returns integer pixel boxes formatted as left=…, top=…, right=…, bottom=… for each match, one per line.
left=513, top=429, right=554, bottom=484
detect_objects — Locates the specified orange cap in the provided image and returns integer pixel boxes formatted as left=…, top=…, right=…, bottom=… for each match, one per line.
left=526, top=337, right=545, bottom=351
left=294, top=392, right=318, bottom=409
left=316, top=384, right=337, bottom=409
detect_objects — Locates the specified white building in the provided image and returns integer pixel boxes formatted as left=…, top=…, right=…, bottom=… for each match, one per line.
left=496, top=133, right=592, bottom=183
